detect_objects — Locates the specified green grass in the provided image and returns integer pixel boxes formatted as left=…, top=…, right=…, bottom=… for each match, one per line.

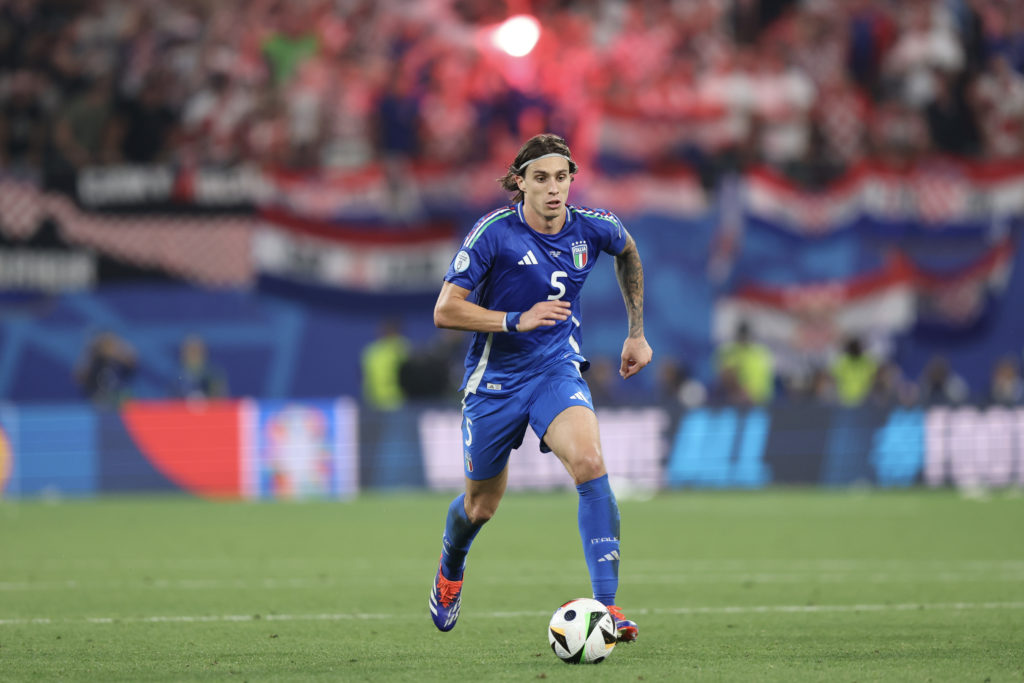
left=1, top=489, right=1023, bottom=681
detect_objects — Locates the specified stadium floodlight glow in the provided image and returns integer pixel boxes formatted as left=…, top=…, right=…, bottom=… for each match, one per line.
left=492, top=14, right=540, bottom=57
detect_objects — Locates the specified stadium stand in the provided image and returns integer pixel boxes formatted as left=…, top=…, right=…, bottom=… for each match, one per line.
left=1, top=0, right=1023, bottom=408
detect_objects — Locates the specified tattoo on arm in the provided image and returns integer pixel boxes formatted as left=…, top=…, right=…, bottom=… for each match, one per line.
left=615, top=235, right=645, bottom=338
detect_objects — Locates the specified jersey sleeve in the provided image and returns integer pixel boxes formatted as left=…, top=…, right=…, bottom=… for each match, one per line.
left=443, top=217, right=496, bottom=291
left=594, top=210, right=628, bottom=256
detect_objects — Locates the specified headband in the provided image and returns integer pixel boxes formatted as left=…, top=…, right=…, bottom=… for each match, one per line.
left=516, top=152, right=573, bottom=173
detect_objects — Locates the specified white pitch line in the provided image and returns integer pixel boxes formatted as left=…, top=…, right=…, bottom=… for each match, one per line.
left=646, top=601, right=1024, bottom=615
left=0, top=578, right=336, bottom=591
left=3, top=570, right=1024, bottom=592
left=2, top=601, right=1024, bottom=627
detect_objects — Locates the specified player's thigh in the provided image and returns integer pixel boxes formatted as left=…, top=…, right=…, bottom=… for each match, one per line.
left=527, top=365, right=606, bottom=484
left=543, top=405, right=606, bottom=484
left=462, top=391, right=529, bottom=482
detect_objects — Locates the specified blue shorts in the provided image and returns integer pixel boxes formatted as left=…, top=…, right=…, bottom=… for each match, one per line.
left=460, top=361, right=594, bottom=481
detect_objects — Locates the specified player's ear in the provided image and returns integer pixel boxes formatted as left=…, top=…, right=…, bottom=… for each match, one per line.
left=515, top=175, right=526, bottom=192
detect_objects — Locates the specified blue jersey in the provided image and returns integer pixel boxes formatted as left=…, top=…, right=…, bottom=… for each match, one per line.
left=443, top=202, right=627, bottom=397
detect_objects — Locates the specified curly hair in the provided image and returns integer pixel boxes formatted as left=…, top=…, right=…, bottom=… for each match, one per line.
left=498, top=133, right=578, bottom=203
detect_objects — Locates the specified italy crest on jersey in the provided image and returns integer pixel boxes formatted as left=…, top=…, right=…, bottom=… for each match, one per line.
left=571, top=241, right=589, bottom=270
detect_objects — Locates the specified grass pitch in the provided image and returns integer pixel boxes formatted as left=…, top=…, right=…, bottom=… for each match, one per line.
left=1, top=488, right=1022, bottom=681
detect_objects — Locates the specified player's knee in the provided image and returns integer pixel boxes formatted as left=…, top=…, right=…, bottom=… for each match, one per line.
left=572, top=452, right=607, bottom=485
left=465, top=498, right=499, bottom=525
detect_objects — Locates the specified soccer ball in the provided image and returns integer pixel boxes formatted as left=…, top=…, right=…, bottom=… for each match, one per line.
left=547, top=598, right=617, bottom=664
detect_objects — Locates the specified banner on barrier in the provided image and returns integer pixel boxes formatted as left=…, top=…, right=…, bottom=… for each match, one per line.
left=1, top=401, right=1022, bottom=497
left=243, top=398, right=359, bottom=500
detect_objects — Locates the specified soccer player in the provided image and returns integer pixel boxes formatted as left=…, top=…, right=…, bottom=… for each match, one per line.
left=428, top=133, right=652, bottom=641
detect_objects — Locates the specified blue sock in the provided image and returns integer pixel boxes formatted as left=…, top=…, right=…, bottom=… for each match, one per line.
left=440, top=494, right=483, bottom=581
left=576, top=474, right=620, bottom=606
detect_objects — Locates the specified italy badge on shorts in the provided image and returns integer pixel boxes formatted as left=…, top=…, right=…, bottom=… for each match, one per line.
left=571, top=241, right=588, bottom=269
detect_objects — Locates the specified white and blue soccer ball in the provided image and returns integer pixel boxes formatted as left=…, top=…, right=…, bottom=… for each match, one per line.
left=547, top=598, right=617, bottom=664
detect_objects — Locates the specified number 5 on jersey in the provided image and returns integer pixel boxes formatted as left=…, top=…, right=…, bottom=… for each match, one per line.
left=548, top=271, right=567, bottom=300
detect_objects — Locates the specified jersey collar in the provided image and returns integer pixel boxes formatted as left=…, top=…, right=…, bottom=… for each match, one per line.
left=515, top=202, right=573, bottom=227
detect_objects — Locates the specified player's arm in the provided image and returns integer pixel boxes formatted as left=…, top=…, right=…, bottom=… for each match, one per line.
left=434, top=281, right=571, bottom=333
left=614, top=232, right=653, bottom=379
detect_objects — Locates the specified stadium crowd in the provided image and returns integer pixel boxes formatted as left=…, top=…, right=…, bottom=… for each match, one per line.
left=2, top=0, right=1023, bottom=409
left=1, top=0, right=1023, bottom=187
left=650, top=325, right=1024, bottom=410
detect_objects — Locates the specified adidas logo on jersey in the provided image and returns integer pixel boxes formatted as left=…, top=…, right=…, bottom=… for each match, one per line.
left=570, top=391, right=589, bottom=403
left=517, top=250, right=539, bottom=265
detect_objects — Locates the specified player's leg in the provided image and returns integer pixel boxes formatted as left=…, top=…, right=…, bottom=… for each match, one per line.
left=440, top=468, right=509, bottom=582
left=430, top=468, right=508, bottom=632
left=543, top=406, right=637, bottom=641
left=543, top=405, right=617, bottom=600
left=431, top=392, right=525, bottom=632
left=532, top=367, right=638, bottom=642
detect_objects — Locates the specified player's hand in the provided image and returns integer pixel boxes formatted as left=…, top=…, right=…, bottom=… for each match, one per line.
left=517, top=300, right=572, bottom=332
left=620, top=336, right=652, bottom=379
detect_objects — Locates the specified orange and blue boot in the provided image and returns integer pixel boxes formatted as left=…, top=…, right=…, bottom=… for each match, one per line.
left=606, top=605, right=638, bottom=642
left=428, top=558, right=463, bottom=632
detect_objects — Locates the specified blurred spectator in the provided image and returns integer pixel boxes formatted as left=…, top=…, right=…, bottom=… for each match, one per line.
left=75, top=331, right=137, bottom=407
left=244, top=91, right=291, bottom=167
left=918, top=354, right=970, bottom=405
left=376, top=66, right=422, bottom=160
left=868, top=97, right=929, bottom=167
left=978, top=0, right=1024, bottom=71
left=113, top=74, right=177, bottom=163
left=710, top=365, right=743, bottom=405
left=808, top=365, right=836, bottom=404
left=361, top=318, right=410, bottom=411
left=656, top=359, right=707, bottom=409
left=419, top=88, right=480, bottom=166
left=784, top=364, right=835, bottom=404
left=812, top=72, right=871, bottom=171
left=48, top=76, right=119, bottom=185
left=788, top=5, right=848, bottom=89
left=925, top=71, right=981, bottom=156
left=280, top=56, right=330, bottom=168
left=988, top=354, right=1023, bottom=406
left=970, top=54, right=1024, bottom=159
left=845, top=0, right=899, bottom=92
left=0, top=1, right=48, bottom=71
left=0, top=70, right=48, bottom=175
left=174, top=335, right=228, bottom=400
left=830, top=336, right=878, bottom=407
left=716, top=320, right=775, bottom=405
left=317, top=58, right=378, bottom=169
left=262, top=6, right=319, bottom=86
left=657, top=358, right=687, bottom=405
left=883, top=1, right=965, bottom=108
left=399, top=329, right=464, bottom=402
left=179, top=72, right=255, bottom=166
left=870, top=360, right=917, bottom=407
left=750, top=45, right=816, bottom=172
left=696, top=49, right=757, bottom=168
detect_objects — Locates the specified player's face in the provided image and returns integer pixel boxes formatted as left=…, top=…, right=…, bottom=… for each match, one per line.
left=516, top=156, right=572, bottom=224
